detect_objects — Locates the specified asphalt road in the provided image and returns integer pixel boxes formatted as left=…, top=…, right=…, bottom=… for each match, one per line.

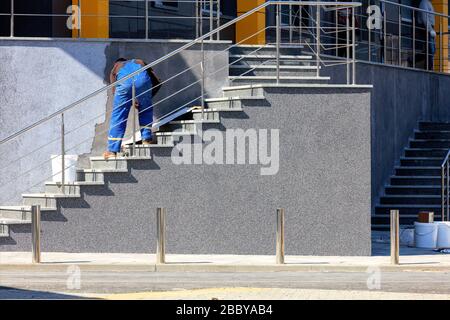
left=1, top=268, right=450, bottom=299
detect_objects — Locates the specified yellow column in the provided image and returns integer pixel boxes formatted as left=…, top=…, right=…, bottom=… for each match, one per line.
left=432, top=0, right=448, bottom=72
left=72, top=0, right=109, bottom=39
left=236, top=0, right=266, bottom=45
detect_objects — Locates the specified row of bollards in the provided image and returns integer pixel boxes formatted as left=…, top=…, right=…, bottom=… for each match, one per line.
left=29, top=205, right=286, bottom=265
left=29, top=207, right=400, bottom=265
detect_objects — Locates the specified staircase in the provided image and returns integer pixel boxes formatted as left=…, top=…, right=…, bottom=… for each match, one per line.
left=0, top=44, right=326, bottom=241
left=373, top=121, right=449, bottom=229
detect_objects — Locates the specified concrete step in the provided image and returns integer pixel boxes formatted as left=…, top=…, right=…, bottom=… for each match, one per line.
left=230, top=44, right=304, bottom=56
left=374, top=204, right=442, bottom=216
left=410, top=139, right=450, bottom=148
left=22, top=193, right=81, bottom=207
left=77, top=168, right=129, bottom=182
left=385, top=185, right=441, bottom=195
left=229, top=76, right=330, bottom=85
left=419, top=122, right=450, bottom=131
left=222, top=86, right=266, bottom=98
left=404, top=148, right=449, bottom=158
left=191, top=108, right=243, bottom=121
left=395, top=166, right=442, bottom=176
left=90, top=156, right=151, bottom=171
left=229, top=65, right=319, bottom=77
left=0, top=219, right=33, bottom=238
left=205, top=96, right=266, bottom=110
left=390, top=175, right=441, bottom=185
left=400, top=157, right=443, bottom=167
left=0, top=205, right=56, bottom=221
left=414, top=130, right=450, bottom=140
left=229, top=54, right=313, bottom=66
left=380, top=195, right=441, bottom=205
left=44, top=181, right=105, bottom=194
left=161, top=119, right=221, bottom=133
left=122, top=144, right=174, bottom=158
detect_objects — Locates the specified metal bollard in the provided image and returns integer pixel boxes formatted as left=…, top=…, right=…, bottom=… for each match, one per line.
left=276, top=208, right=285, bottom=264
left=390, top=209, right=399, bottom=265
left=156, top=208, right=166, bottom=264
left=31, top=205, right=41, bottom=264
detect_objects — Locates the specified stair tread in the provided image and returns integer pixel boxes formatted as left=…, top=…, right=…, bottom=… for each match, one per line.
left=90, top=156, right=151, bottom=161
left=229, top=76, right=330, bottom=80
left=230, top=54, right=312, bottom=59
left=0, top=205, right=56, bottom=211
left=229, top=65, right=318, bottom=70
left=22, top=193, right=81, bottom=198
left=372, top=213, right=442, bottom=217
left=45, top=181, right=104, bottom=186
left=0, top=218, right=31, bottom=225
left=381, top=195, right=441, bottom=198
left=386, top=185, right=441, bottom=188
left=205, top=96, right=265, bottom=102
left=400, top=157, right=443, bottom=160
left=376, top=204, right=441, bottom=207
left=391, top=175, right=441, bottom=178
left=191, top=108, right=243, bottom=113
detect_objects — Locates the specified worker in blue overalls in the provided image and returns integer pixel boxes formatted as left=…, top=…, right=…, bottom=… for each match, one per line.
left=104, top=58, right=154, bottom=159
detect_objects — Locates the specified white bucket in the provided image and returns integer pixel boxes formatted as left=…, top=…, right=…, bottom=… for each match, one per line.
left=414, top=222, right=438, bottom=249
left=436, top=222, right=450, bottom=248
left=400, top=228, right=415, bottom=247
left=51, top=155, right=78, bottom=183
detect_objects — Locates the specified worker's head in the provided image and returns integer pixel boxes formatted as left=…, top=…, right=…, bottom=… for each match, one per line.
left=115, top=58, right=127, bottom=63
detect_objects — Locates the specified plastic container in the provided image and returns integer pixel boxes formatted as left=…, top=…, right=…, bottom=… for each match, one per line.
left=414, top=222, right=438, bottom=249
left=400, top=228, right=414, bottom=247
left=436, top=222, right=450, bottom=249
left=51, top=155, right=78, bottom=183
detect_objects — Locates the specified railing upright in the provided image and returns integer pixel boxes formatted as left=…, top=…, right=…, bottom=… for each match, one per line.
left=276, top=4, right=281, bottom=84
left=10, top=0, right=14, bottom=37
left=61, top=113, right=66, bottom=194
left=346, top=8, right=350, bottom=84
left=352, top=8, right=356, bottom=84
left=316, top=5, right=321, bottom=78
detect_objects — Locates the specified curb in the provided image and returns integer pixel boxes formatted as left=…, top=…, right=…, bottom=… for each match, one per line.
left=0, top=263, right=449, bottom=273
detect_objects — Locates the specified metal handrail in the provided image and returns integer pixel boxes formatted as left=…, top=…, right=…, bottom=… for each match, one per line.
left=0, top=1, right=360, bottom=147
left=441, top=149, right=450, bottom=221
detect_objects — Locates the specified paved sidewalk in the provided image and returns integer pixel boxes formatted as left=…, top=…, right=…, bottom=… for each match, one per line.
left=1, top=251, right=450, bottom=272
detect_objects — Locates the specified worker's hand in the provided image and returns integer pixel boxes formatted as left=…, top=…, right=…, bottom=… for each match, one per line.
left=134, top=100, right=140, bottom=109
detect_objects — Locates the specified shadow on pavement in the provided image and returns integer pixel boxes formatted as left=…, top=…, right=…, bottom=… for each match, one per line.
left=0, top=287, right=96, bottom=300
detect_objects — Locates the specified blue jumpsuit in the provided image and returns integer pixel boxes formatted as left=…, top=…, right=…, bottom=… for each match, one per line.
left=108, top=59, right=153, bottom=153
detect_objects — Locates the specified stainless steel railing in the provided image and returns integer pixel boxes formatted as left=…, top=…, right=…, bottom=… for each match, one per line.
left=2, top=0, right=223, bottom=40
left=0, top=1, right=359, bottom=204
left=441, top=149, right=450, bottom=221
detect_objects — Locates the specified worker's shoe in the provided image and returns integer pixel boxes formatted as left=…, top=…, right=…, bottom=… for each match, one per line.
left=103, top=151, right=117, bottom=160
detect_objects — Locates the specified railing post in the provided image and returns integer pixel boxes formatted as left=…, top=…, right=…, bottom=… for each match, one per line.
left=276, top=3, right=281, bottom=84
left=398, top=7, right=401, bottom=66
left=413, top=12, right=416, bottom=68
left=276, top=208, right=285, bottom=265
left=61, top=113, right=65, bottom=194
left=31, top=205, right=41, bottom=264
left=442, top=165, right=445, bottom=220
left=145, top=0, right=149, bottom=40
left=335, top=8, right=338, bottom=57
left=426, top=20, right=429, bottom=70
left=156, top=208, right=166, bottom=264
left=447, top=163, right=449, bottom=221
left=352, top=7, right=356, bottom=84
left=390, top=209, right=399, bottom=265
left=316, top=4, right=321, bottom=78
left=195, top=0, right=199, bottom=38
left=440, top=18, right=443, bottom=73
left=289, top=3, right=293, bottom=44
left=78, top=0, right=82, bottom=38
left=346, top=8, right=350, bottom=84
left=368, top=0, right=371, bottom=62
left=217, top=0, right=221, bottom=40
left=132, top=79, right=136, bottom=156
left=200, top=0, right=205, bottom=120
left=383, top=6, right=387, bottom=64
left=209, top=0, right=213, bottom=40
left=10, top=0, right=14, bottom=37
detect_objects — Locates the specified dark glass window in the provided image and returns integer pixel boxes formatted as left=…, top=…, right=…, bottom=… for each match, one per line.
left=110, top=1, right=146, bottom=39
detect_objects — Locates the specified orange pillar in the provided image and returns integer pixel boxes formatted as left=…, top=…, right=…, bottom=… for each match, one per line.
left=72, top=0, right=109, bottom=38
left=236, top=0, right=266, bottom=45
left=432, top=0, right=448, bottom=72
